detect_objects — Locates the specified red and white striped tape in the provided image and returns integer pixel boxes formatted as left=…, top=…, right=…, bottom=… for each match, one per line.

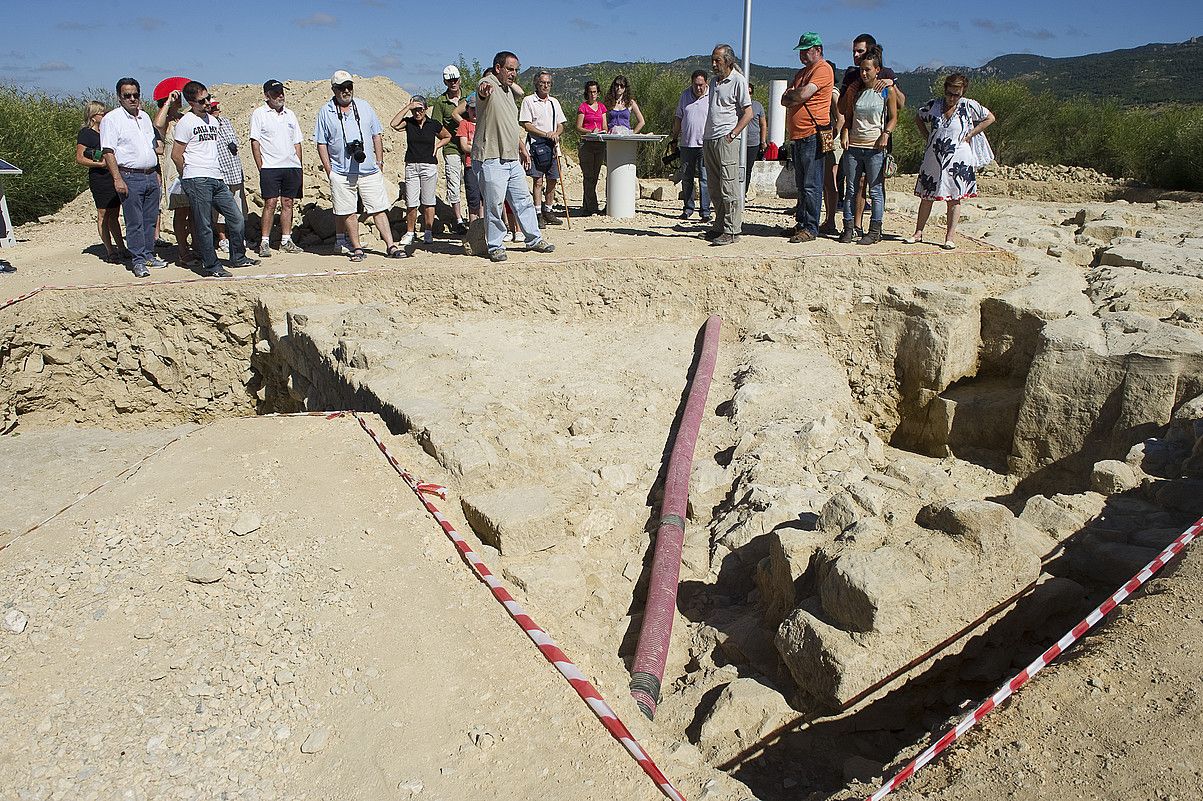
left=868, top=515, right=1203, bottom=801
left=348, top=412, right=686, bottom=801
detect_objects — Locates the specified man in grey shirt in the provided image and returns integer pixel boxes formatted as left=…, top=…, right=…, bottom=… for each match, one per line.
left=702, top=44, right=754, bottom=246
left=744, top=84, right=767, bottom=198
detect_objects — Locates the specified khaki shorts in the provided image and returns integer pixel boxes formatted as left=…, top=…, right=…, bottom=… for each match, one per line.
left=329, top=169, right=393, bottom=216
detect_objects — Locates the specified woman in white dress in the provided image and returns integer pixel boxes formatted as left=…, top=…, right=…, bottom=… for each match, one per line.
left=903, top=73, right=995, bottom=250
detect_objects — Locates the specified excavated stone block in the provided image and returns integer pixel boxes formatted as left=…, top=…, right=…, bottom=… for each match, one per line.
left=1090, top=459, right=1142, bottom=494
left=817, top=546, right=931, bottom=633
left=460, top=486, right=559, bottom=555
left=697, top=678, right=797, bottom=764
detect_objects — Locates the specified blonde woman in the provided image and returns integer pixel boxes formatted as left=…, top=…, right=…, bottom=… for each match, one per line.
left=76, top=100, right=127, bottom=262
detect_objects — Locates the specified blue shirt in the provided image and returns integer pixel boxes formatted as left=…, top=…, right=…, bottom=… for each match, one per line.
left=313, top=98, right=383, bottom=176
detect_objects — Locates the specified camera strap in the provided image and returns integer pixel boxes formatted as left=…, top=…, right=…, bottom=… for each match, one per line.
left=336, top=99, right=364, bottom=145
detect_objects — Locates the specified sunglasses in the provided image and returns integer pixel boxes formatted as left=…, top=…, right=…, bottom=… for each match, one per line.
left=191, top=94, right=213, bottom=104
left=121, top=92, right=140, bottom=99
left=335, top=83, right=354, bottom=92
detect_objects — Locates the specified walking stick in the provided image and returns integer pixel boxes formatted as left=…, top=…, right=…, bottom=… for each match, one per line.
left=556, top=146, right=572, bottom=230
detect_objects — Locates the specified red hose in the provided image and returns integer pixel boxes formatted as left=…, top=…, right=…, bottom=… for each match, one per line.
left=630, top=314, right=722, bottom=719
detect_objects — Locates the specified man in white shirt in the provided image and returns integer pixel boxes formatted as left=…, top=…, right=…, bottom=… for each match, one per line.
left=172, top=80, right=258, bottom=277
left=518, top=70, right=565, bottom=226
left=100, top=77, right=160, bottom=277
left=250, top=79, right=304, bottom=257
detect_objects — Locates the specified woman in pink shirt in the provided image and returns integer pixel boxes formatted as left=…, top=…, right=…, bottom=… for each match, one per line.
left=575, top=80, right=607, bottom=216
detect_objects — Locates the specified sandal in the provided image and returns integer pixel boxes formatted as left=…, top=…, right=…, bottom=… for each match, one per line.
left=902, top=231, right=923, bottom=244
left=941, top=240, right=957, bottom=250
left=348, top=248, right=366, bottom=263
left=387, top=244, right=408, bottom=259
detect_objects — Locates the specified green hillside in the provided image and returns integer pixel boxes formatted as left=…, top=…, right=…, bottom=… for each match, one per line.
left=526, top=36, right=1203, bottom=107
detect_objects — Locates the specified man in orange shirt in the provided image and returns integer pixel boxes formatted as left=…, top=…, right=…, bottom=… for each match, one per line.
left=781, top=32, right=833, bottom=243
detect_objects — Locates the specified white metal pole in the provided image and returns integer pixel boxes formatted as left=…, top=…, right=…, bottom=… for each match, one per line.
left=739, top=0, right=751, bottom=189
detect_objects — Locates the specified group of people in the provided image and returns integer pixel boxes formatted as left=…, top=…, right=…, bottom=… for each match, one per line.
left=92, top=75, right=309, bottom=277
left=85, top=34, right=996, bottom=277
left=778, top=31, right=996, bottom=249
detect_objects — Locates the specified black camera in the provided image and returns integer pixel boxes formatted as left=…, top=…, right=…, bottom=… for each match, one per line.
left=227, top=141, right=238, bottom=155
left=662, top=140, right=680, bottom=166
left=346, top=139, right=366, bottom=163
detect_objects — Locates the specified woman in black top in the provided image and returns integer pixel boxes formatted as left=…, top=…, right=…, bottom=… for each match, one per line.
left=75, top=100, right=128, bottom=262
left=391, top=96, right=451, bottom=248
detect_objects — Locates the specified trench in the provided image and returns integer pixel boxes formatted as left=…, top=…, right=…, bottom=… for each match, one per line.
left=3, top=250, right=1201, bottom=800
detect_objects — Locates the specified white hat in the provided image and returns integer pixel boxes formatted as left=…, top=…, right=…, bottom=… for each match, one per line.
left=442, top=65, right=461, bottom=80
left=330, top=70, right=354, bottom=86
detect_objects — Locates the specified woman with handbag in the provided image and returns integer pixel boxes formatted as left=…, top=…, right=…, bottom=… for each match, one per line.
left=838, top=50, right=898, bottom=244
left=904, top=73, right=995, bottom=250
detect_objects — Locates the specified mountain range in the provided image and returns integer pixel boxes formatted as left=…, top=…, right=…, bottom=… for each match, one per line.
left=521, top=36, right=1203, bottom=106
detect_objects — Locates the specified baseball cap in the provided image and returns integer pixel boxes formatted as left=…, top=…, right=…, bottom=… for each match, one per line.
left=330, top=70, right=354, bottom=87
left=465, top=93, right=477, bottom=109
left=153, top=76, right=190, bottom=103
left=443, top=65, right=461, bottom=81
left=263, top=79, right=285, bottom=95
left=793, top=32, right=823, bottom=50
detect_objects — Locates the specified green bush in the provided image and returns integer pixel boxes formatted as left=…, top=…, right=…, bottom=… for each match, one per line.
left=0, top=84, right=102, bottom=225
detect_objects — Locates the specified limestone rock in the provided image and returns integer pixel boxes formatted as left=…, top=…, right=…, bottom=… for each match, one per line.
left=301, top=726, right=330, bottom=754
left=697, top=678, right=796, bottom=763
left=231, top=511, right=261, bottom=537
left=186, top=559, right=225, bottom=584
left=460, top=487, right=559, bottom=555
left=754, top=528, right=823, bottom=626
left=1090, top=459, right=1141, bottom=494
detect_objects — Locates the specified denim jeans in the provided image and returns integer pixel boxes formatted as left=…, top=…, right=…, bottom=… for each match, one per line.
left=118, top=169, right=161, bottom=267
left=790, top=135, right=824, bottom=235
left=181, top=176, right=247, bottom=270
left=479, top=158, right=542, bottom=252
left=843, top=147, right=886, bottom=224
left=679, top=145, right=710, bottom=217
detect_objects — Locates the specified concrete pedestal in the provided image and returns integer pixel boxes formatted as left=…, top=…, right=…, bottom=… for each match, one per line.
left=583, top=133, right=667, bottom=219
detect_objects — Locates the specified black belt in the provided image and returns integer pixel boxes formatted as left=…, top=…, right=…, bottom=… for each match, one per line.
left=119, top=166, right=158, bottom=174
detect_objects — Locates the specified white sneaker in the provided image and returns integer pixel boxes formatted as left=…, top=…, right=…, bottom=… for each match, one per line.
left=423, top=230, right=433, bottom=244
left=398, top=232, right=415, bottom=247
left=216, top=239, right=230, bottom=253
left=506, top=231, right=518, bottom=242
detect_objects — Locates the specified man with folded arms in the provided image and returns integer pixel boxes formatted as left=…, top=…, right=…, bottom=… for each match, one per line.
left=100, top=77, right=160, bottom=278
left=251, top=79, right=305, bottom=257
left=172, top=80, right=258, bottom=277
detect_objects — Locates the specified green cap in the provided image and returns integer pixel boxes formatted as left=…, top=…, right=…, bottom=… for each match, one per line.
left=794, top=32, right=823, bottom=50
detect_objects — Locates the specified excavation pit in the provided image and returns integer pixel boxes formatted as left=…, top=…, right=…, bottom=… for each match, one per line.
left=3, top=193, right=1203, bottom=801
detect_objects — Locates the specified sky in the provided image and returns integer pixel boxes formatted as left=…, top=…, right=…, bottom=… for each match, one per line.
left=3, top=0, right=1199, bottom=97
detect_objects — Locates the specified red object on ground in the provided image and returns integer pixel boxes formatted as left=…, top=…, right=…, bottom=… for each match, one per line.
left=153, top=76, right=190, bottom=103
left=630, top=315, right=722, bottom=719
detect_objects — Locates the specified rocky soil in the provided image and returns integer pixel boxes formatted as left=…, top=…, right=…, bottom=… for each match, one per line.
left=3, top=110, right=1203, bottom=801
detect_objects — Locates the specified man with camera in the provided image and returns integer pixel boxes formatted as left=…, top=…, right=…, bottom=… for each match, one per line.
left=314, top=70, right=403, bottom=261
left=474, top=51, right=555, bottom=263
left=519, top=70, right=565, bottom=227
left=171, top=80, right=258, bottom=278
